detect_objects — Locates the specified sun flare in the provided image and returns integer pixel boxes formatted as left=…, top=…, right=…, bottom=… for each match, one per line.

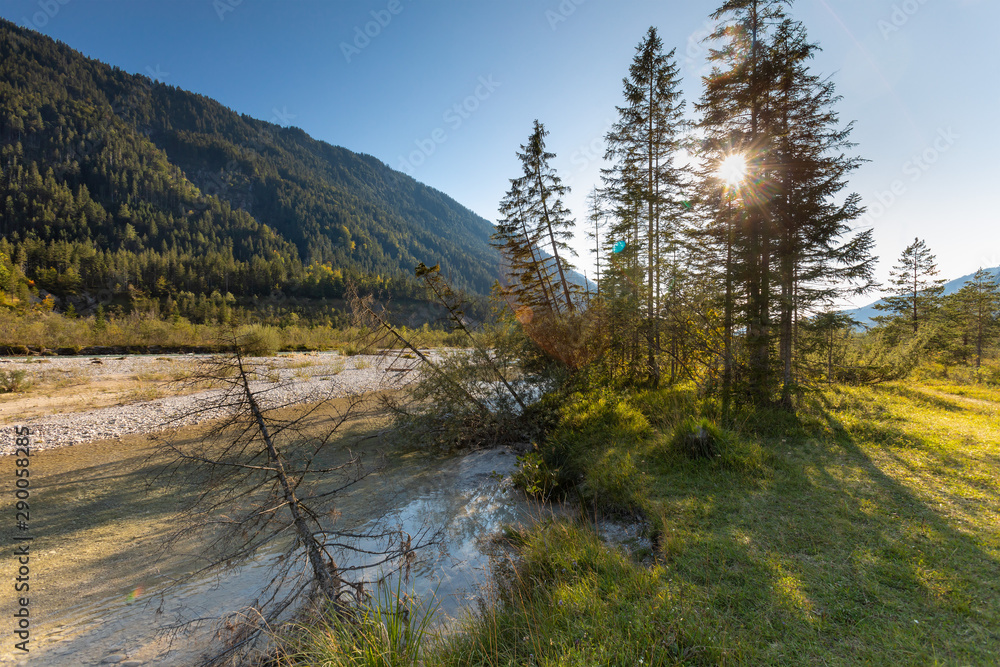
left=716, top=154, right=747, bottom=186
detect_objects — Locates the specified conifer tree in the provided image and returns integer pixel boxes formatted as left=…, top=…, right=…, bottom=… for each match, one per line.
left=697, top=0, right=875, bottom=405
left=767, top=17, right=876, bottom=405
left=493, top=178, right=559, bottom=315
left=585, top=188, right=608, bottom=298
left=874, top=238, right=946, bottom=333
left=949, top=268, right=1000, bottom=370
left=603, top=27, right=687, bottom=386
left=697, top=0, right=791, bottom=403
left=495, top=121, right=579, bottom=316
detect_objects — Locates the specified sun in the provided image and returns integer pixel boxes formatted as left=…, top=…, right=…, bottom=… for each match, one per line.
left=716, top=153, right=747, bottom=186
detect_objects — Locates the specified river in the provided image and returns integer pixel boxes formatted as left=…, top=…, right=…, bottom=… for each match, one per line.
left=0, top=418, right=537, bottom=666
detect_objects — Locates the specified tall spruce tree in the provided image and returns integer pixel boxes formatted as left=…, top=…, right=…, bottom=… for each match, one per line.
left=494, top=121, right=579, bottom=316
left=697, top=0, right=791, bottom=404
left=697, top=0, right=875, bottom=405
left=874, top=238, right=946, bottom=333
left=767, top=18, right=876, bottom=406
left=603, top=27, right=688, bottom=386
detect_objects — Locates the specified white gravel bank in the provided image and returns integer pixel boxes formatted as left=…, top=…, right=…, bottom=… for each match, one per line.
left=0, top=352, right=426, bottom=455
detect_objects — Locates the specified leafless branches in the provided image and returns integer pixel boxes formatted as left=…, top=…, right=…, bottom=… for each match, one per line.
left=148, top=327, right=435, bottom=665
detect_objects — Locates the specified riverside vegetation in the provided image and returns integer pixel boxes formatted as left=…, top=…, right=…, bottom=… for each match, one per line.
left=0, top=306, right=467, bottom=357
left=265, top=375, right=999, bottom=666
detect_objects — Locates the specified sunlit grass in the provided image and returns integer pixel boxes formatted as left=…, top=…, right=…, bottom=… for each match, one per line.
left=438, top=381, right=1000, bottom=665
left=274, top=577, right=440, bottom=667
left=273, top=379, right=999, bottom=665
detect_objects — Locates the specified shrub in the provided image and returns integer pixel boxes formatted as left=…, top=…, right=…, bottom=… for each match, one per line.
left=236, top=324, right=280, bottom=357
left=511, top=450, right=560, bottom=500
left=981, top=362, right=1000, bottom=386
left=0, top=369, right=31, bottom=393
left=670, top=417, right=722, bottom=460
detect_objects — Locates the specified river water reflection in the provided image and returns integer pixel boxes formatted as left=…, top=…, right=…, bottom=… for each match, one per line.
left=4, top=441, right=536, bottom=666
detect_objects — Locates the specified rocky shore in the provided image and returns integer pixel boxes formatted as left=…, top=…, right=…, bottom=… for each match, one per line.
left=0, top=351, right=424, bottom=455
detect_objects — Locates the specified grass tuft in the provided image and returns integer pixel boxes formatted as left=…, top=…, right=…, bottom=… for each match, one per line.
left=273, top=577, right=439, bottom=667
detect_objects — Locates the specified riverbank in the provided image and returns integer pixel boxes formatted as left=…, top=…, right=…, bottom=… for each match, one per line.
left=0, top=393, right=534, bottom=666
left=411, top=382, right=1000, bottom=665
left=0, top=351, right=430, bottom=453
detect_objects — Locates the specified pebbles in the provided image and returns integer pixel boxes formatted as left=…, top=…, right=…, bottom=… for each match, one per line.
left=0, top=352, right=425, bottom=455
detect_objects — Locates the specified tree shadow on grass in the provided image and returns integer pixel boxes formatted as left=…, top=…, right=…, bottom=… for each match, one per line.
left=646, top=389, right=1000, bottom=665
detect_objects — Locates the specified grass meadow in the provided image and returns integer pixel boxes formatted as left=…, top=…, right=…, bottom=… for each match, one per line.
left=281, top=379, right=999, bottom=666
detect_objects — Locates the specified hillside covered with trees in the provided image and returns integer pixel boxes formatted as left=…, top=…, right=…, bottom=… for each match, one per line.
left=0, top=18, right=500, bottom=323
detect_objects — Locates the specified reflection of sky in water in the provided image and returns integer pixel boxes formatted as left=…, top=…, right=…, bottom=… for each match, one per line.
left=369, top=449, right=534, bottom=616
left=23, top=447, right=535, bottom=666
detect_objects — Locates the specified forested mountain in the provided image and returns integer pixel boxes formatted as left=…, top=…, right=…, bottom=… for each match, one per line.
left=0, top=19, right=499, bottom=316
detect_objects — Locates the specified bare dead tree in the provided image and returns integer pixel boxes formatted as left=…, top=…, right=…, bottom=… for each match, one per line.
left=147, top=327, right=435, bottom=665
left=348, top=279, right=544, bottom=450
left=415, top=262, right=527, bottom=413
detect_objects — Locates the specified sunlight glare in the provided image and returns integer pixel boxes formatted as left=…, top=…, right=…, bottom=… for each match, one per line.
left=716, top=154, right=747, bottom=186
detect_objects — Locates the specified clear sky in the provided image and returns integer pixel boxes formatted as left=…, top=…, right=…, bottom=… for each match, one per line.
left=2, top=0, right=996, bottom=305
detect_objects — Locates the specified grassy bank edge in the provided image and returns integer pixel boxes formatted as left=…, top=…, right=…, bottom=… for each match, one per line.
left=270, top=381, right=1000, bottom=666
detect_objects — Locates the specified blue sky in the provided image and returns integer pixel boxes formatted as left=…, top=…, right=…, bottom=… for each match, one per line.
left=2, top=0, right=996, bottom=305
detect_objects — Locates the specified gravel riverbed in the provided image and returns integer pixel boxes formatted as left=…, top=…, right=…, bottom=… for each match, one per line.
left=0, top=351, right=427, bottom=455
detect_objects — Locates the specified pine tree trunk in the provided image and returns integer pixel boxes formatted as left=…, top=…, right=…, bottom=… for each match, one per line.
left=646, top=75, right=659, bottom=387
left=723, top=194, right=734, bottom=413
left=533, top=163, right=575, bottom=314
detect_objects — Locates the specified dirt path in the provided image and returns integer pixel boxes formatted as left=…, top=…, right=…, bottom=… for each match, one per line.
left=920, top=386, right=999, bottom=411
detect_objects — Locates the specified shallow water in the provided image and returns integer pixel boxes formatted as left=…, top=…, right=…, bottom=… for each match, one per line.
left=0, top=436, right=536, bottom=666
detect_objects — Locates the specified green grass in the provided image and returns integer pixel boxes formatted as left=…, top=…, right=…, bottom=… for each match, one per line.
left=273, top=577, right=440, bottom=666
left=276, top=380, right=999, bottom=665
left=437, top=381, right=1000, bottom=665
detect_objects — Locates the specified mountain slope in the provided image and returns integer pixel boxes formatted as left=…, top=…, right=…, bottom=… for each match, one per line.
left=0, top=19, right=499, bottom=310
left=844, top=266, right=1000, bottom=326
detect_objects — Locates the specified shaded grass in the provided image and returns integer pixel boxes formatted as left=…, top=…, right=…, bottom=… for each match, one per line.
left=438, top=382, right=1000, bottom=665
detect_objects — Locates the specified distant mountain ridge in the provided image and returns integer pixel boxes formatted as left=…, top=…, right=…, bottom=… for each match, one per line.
left=844, top=266, right=1000, bottom=326
left=0, top=18, right=502, bottom=309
